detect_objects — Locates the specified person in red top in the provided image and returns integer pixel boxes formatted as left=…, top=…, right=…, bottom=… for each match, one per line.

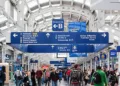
left=36, top=68, right=43, bottom=86
left=66, top=68, right=71, bottom=83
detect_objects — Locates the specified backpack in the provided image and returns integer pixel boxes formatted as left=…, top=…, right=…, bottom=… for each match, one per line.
left=93, top=72, right=102, bottom=84
left=45, top=71, right=50, bottom=78
left=71, top=70, right=79, bottom=81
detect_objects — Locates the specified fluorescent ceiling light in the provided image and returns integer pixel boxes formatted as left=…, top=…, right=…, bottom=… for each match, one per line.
left=39, top=0, right=49, bottom=4
left=35, top=15, right=42, bottom=21
left=98, top=29, right=104, bottom=32
left=105, top=15, right=115, bottom=20
left=112, top=29, right=115, bottom=33
left=24, top=6, right=28, bottom=15
left=44, top=12, right=52, bottom=17
left=0, top=15, right=7, bottom=23
left=104, top=27, right=108, bottom=30
left=0, top=37, right=6, bottom=42
left=0, top=24, right=14, bottom=30
left=53, top=11, right=61, bottom=15
left=114, top=36, right=119, bottom=40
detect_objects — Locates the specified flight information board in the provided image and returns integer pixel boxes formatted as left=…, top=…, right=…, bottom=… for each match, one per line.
left=11, top=32, right=109, bottom=44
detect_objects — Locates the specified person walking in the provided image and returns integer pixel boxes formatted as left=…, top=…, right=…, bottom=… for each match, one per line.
left=58, top=70, right=63, bottom=83
left=23, top=72, right=30, bottom=86
left=14, top=69, right=23, bottom=86
left=91, top=66, right=108, bottom=86
left=36, top=68, right=42, bottom=86
left=31, top=69, right=36, bottom=86
left=50, top=68, right=59, bottom=86
left=84, top=70, right=89, bottom=86
left=0, top=69, right=6, bottom=86
left=44, top=69, right=50, bottom=86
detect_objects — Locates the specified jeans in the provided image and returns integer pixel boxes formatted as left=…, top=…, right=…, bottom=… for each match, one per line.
left=16, top=79, right=22, bottom=86
left=52, top=81, right=57, bottom=86
left=66, top=75, right=70, bottom=83
left=37, top=78, right=41, bottom=86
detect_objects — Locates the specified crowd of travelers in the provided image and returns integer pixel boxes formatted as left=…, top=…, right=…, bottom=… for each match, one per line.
left=13, top=65, right=119, bottom=86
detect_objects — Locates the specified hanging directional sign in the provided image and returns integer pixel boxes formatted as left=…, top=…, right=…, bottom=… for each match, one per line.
left=110, top=49, right=117, bottom=57
left=52, top=19, right=64, bottom=31
left=117, top=46, right=120, bottom=52
left=11, top=32, right=109, bottom=44
left=68, top=22, right=86, bottom=32
left=69, top=53, right=87, bottom=57
left=27, top=45, right=94, bottom=53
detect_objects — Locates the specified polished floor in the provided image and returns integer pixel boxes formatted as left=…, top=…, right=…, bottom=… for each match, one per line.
left=8, top=80, right=91, bottom=86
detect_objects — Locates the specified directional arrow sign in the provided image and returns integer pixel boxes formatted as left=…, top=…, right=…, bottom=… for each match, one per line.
left=52, top=19, right=64, bottom=31
left=11, top=32, right=109, bottom=44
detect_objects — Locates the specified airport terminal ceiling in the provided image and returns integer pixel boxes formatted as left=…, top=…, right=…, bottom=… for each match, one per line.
left=0, top=0, right=120, bottom=64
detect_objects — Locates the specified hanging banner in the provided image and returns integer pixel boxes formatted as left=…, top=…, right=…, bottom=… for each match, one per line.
left=100, top=52, right=107, bottom=60
left=110, top=49, right=117, bottom=57
left=11, top=32, right=109, bottom=44
left=52, top=19, right=64, bottom=31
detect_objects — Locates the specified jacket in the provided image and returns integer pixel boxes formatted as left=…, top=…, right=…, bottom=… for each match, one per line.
left=36, top=70, right=42, bottom=78
left=50, top=72, right=59, bottom=82
left=91, top=70, right=108, bottom=86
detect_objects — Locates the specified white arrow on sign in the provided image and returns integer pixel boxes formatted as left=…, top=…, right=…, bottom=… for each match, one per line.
left=73, top=46, right=77, bottom=50
left=51, top=45, right=54, bottom=49
left=102, top=33, right=106, bottom=37
left=13, top=33, right=18, bottom=38
left=46, top=33, right=50, bottom=38
left=53, top=24, right=58, bottom=28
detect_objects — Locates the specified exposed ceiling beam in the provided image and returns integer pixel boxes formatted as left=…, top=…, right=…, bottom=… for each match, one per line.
left=49, top=0, right=52, bottom=6
left=24, top=0, right=32, bottom=13
left=71, top=0, right=74, bottom=6
left=60, top=0, right=62, bottom=6
left=36, top=0, right=41, bottom=10
left=111, top=15, right=120, bottom=26
left=82, top=0, right=86, bottom=9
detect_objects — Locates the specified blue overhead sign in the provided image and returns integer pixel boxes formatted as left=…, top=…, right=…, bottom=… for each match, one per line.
left=27, top=45, right=94, bottom=53
left=110, top=49, right=117, bottom=57
left=94, top=43, right=113, bottom=52
left=69, top=53, right=87, bottom=57
left=50, top=61, right=61, bottom=64
left=11, top=32, right=109, bottom=44
left=52, top=19, right=64, bottom=31
left=117, top=46, right=120, bottom=52
left=68, top=22, right=86, bottom=32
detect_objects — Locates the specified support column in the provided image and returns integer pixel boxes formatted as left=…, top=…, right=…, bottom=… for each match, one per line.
left=1, top=42, right=7, bottom=63
left=83, top=63, right=84, bottom=72
left=107, top=52, right=110, bottom=70
left=118, top=42, right=120, bottom=85
left=100, top=60, right=102, bottom=66
left=90, top=59, right=92, bottom=70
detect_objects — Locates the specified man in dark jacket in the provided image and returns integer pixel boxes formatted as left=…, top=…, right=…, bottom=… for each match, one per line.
left=36, top=68, right=42, bottom=86
left=0, top=69, right=6, bottom=86
left=50, top=68, right=59, bottom=86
